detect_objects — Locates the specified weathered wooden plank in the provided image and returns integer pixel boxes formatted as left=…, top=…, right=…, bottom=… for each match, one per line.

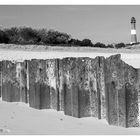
left=28, top=59, right=50, bottom=109
left=28, top=59, right=38, bottom=109
left=136, top=69, right=140, bottom=127
left=2, top=61, right=19, bottom=102
left=0, top=61, right=2, bottom=98
left=46, top=59, right=59, bottom=110
left=19, top=61, right=28, bottom=103
left=118, top=85, right=126, bottom=127
left=40, top=83, right=50, bottom=109
left=88, top=58, right=98, bottom=118
left=71, top=58, right=79, bottom=118
left=58, top=59, right=64, bottom=111
left=105, top=54, right=139, bottom=127
left=94, top=57, right=106, bottom=119
left=63, top=58, right=79, bottom=117
left=105, top=54, right=123, bottom=126
left=63, top=58, right=72, bottom=116
left=62, top=57, right=105, bottom=119
left=1, top=61, right=27, bottom=103
left=77, top=58, right=91, bottom=118
left=125, top=66, right=139, bottom=127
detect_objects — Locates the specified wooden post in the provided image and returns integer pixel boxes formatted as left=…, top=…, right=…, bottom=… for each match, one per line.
left=88, top=58, right=98, bottom=118
left=77, top=58, right=91, bottom=118
left=105, top=55, right=122, bottom=126
left=46, top=59, right=59, bottom=110
left=58, top=59, right=64, bottom=111
left=1, top=60, right=27, bottom=103
left=105, top=54, right=139, bottom=127
left=28, top=59, right=50, bottom=109
left=0, top=61, right=2, bottom=98
left=63, top=58, right=79, bottom=117
left=125, top=66, right=139, bottom=127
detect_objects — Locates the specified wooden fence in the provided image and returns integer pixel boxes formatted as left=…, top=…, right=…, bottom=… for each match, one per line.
left=0, top=54, right=139, bottom=128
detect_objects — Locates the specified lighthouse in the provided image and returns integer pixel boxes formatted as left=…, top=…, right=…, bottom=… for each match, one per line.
left=131, top=17, right=137, bottom=44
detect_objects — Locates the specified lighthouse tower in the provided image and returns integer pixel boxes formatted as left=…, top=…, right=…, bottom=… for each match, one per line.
left=131, top=17, right=137, bottom=44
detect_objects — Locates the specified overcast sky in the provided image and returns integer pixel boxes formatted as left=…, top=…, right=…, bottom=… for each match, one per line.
left=0, top=5, right=140, bottom=44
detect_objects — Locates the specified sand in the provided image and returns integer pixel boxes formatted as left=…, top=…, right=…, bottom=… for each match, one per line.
left=0, top=49, right=140, bottom=68
left=0, top=101, right=140, bottom=135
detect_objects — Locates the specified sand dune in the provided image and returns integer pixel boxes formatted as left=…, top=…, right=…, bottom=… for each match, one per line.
left=0, top=48, right=139, bottom=68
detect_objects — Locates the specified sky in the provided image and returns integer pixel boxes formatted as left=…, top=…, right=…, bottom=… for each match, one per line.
left=0, top=5, right=140, bottom=44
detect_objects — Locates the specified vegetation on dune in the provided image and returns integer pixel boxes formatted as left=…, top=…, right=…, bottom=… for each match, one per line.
left=0, top=26, right=128, bottom=49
